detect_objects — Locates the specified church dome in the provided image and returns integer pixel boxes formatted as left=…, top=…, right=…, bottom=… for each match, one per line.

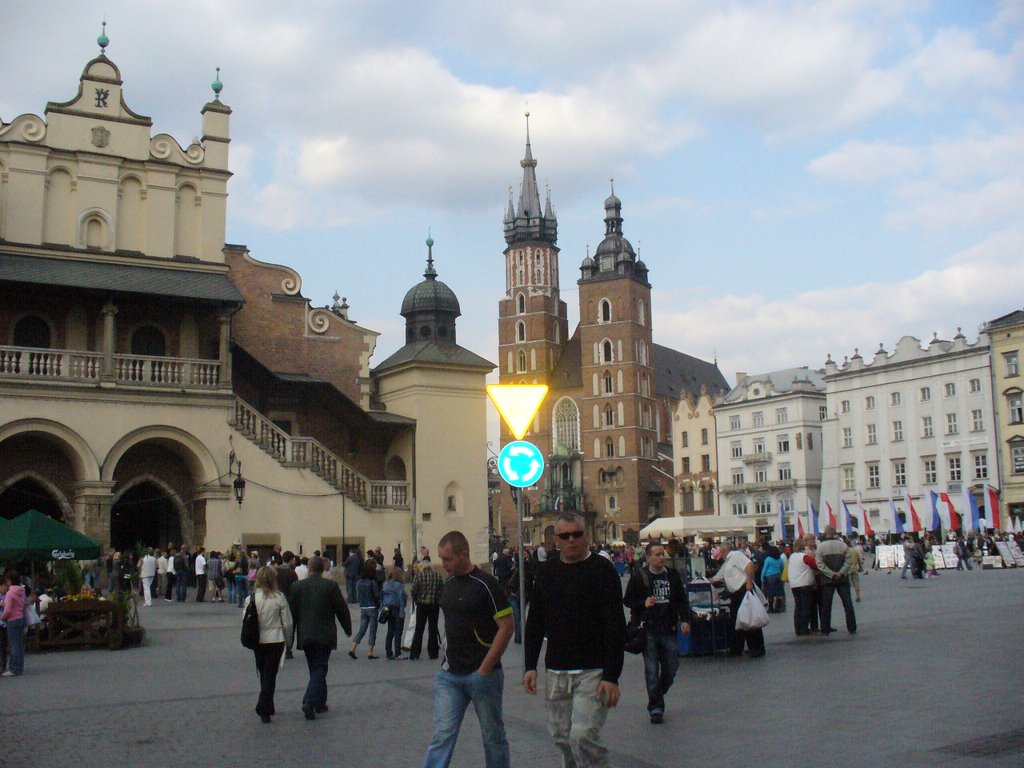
left=401, top=274, right=461, bottom=316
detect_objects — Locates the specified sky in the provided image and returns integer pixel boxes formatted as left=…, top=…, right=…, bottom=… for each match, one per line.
left=3, top=1, right=1023, bottom=395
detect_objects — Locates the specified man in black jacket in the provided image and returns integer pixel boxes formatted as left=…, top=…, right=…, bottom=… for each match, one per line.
left=287, top=556, right=352, bottom=720
left=524, top=513, right=626, bottom=767
left=623, top=543, right=690, bottom=724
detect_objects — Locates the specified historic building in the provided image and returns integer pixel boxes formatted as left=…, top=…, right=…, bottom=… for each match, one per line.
left=983, top=310, right=1023, bottom=528
left=0, top=34, right=493, bottom=562
left=819, top=333, right=996, bottom=534
left=494, top=124, right=726, bottom=545
left=716, top=368, right=827, bottom=538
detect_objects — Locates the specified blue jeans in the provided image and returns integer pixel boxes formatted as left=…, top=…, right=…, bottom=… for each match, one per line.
left=226, top=576, right=236, bottom=604
left=235, top=574, right=248, bottom=607
left=302, top=645, right=331, bottom=708
left=509, top=596, right=521, bottom=643
left=346, top=577, right=358, bottom=603
left=175, top=573, right=188, bottom=601
left=6, top=618, right=25, bottom=675
left=353, top=607, right=378, bottom=647
left=423, top=668, right=509, bottom=768
left=643, top=632, right=679, bottom=715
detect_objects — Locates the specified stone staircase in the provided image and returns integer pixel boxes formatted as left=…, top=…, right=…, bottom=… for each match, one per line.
left=229, top=396, right=410, bottom=510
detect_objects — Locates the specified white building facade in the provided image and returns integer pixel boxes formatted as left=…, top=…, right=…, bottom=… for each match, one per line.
left=716, top=368, right=826, bottom=539
left=820, top=334, right=997, bottom=536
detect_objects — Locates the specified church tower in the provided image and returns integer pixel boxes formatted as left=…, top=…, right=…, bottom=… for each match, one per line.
left=497, top=115, right=568, bottom=395
left=577, top=187, right=660, bottom=533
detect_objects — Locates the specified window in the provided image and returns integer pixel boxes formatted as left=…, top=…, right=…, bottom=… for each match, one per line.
left=922, top=416, right=934, bottom=438
left=732, top=469, right=745, bottom=485
left=701, top=428, right=709, bottom=446
left=517, top=350, right=527, bottom=373
left=605, top=439, right=614, bottom=458
left=600, top=299, right=611, bottom=323
left=732, top=501, right=748, bottom=516
left=893, top=461, right=906, bottom=487
left=866, top=424, right=877, bottom=445
left=948, top=456, right=962, bottom=482
left=682, top=457, right=691, bottom=474
left=12, top=315, right=51, bottom=348
left=753, top=438, right=766, bottom=454
left=681, top=431, right=689, bottom=448
left=731, top=441, right=742, bottom=459
left=819, top=406, right=828, bottom=421
left=867, top=464, right=880, bottom=489
left=755, top=499, right=772, bottom=515
left=516, top=293, right=525, bottom=314
left=923, top=458, right=937, bottom=484
left=730, top=415, right=741, bottom=430
left=920, top=386, right=931, bottom=402
left=778, top=463, right=792, bottom=481
left=1013, top=444, right=1024, bottom=474
left=842, top=427, right=853, bottom=448
left=752, top=411, right=764, bottom=427
left=944, top=382, right=956, bottom=398
left=754, top=468, right=768, bottom=483
left=516, top=321, right=526, bottom=342
left=841, top=400, right=851, bottom=414
left=602, top=340, right=613, bottom=363
left=775, top=408, right=788, bottom=424
left=974, top=453, right=988, bottom=480
left=604, top=405, right=614, bottom=427
left=969, top=378, right=981, bottom=394
left=892, top=421, right=903, bottom=442
left=1009, top=395, right=1023, bottom=425
left=946, top=413, right=958, bottom=435
left=777, top=435, right=790, bottom=453
left=1005, top=351, right=1020, bottom=377
left=131, top=325, right=166, bottom=356
left=891, top=391, right=902, bottom=406
left=701, top=454, right=711, bottom=472
left=608, top=496, right=617, bottom=511
left=604, top=372, right=613, bottom=394
left=971, top=409, right=984, bottom=432
left=842, top=466, right=855, bottom=492
left=866, top=396, right=876, bottom=410
left=807, top=433, right=814, bottom=450
left=554, top=398, right=580, bottom=451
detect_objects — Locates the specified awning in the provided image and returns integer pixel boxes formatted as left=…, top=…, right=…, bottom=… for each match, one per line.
left=0, top=252, right=243, bottom=304
left=639, top=515, right=757, bottom=540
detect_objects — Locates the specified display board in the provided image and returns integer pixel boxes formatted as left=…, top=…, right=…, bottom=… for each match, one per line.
left=1009, top=540, right=1024, bottom=566
left=932, top=547, right=947, bottom=569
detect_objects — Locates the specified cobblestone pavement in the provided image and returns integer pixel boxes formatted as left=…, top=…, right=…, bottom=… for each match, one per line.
left=4, top=568, right=1023, bottom=768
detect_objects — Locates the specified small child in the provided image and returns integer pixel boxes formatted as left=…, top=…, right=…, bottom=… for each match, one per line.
left=924, top=550, right=938, bottom=579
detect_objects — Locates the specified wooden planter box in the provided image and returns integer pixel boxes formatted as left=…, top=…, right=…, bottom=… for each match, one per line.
left=34, top=599, right=118, bottom=650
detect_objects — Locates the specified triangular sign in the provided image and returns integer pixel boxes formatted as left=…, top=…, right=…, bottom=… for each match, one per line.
left=486, top=384, right=548, bottom=440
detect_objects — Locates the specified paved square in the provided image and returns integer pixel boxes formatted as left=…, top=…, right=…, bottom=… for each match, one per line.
left=6, top=567, right=1023, bottom=767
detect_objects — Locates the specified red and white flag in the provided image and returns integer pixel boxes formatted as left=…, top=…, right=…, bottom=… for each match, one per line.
left=939, top=492, right=961, bottom=530
left=986, top=485, right=1001, bottom=530
left=904, top=493, right=923, bottom=532
left=857, top=494, right=874, bottom=537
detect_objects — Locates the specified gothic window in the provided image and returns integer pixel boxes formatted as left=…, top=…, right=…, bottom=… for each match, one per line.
left=13, top=315, right=52, bottom=348
left=516, top=321, right=526, bottom=342
left=603, top=372, right=613, bottom=394
left=637, top=300, right=646, bottom=326
left=605, top=439, right=615, bottom=458
left=554, top=398, right=580, bottom=452
left=602, top=340, right=613, bottom=363
left=604, top=405, right=614, bottom=427
left=517, top=350, right=527, bottom=373
left=600, top=299, right=611, bottom=323
left=517, top=293, right=525, bottom=314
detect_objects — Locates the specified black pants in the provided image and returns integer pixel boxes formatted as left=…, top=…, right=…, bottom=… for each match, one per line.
left=254, top=642, right=284, bottom=717
left=791, top=586, right=817, bottom=635
left=727, top=587, right=765, bottom=655
left=195, top=574, right=207, bottom=602
left=820, top=578, right=857, bottom=633
left=164, top=573, right=175, bottom=601
left=410, top=603, right=440, bottom=660
left=385, top=615, right=405, bottom=657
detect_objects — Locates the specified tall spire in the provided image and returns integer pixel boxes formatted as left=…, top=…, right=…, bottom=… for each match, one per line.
left=517, top=111, right=542, bottom=220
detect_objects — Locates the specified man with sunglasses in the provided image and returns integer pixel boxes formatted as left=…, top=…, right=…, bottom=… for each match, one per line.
left=524, top=513, right=626, bottom=767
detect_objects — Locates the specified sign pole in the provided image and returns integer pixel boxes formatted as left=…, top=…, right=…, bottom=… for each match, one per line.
left=516, top=486, right=526, bottom=668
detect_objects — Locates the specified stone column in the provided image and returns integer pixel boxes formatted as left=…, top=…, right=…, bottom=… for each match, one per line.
left=73, top=481, right=116, bottom=548
left=100, top=301, right=118, bottom=384
left=217, top=311, right=233, bottom=390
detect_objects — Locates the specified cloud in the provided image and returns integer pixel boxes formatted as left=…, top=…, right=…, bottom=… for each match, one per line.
left=653, top=226, right=1024, bottom=381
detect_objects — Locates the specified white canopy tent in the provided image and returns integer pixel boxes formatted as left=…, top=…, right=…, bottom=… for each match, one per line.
left=638, top=515, right=756, bottom=541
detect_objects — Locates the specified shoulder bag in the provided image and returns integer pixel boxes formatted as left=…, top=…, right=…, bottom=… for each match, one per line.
left=241, top=593, right=260, bottom=650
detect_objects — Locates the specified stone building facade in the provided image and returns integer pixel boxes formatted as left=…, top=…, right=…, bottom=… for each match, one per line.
left=985, top=310, right=1024, bottom=528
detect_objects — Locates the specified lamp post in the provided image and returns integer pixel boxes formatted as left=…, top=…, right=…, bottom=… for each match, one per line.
left=229, top=452, right=246, bottom=506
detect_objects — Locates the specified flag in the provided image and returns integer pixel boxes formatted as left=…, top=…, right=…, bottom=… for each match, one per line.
left=940, top=492, right=961, bottom=530
left=797, top=511, right=805, bottom=538
left=904, top=492, right=923, bottom=532
left=986, top=485, right=1001, bottom=530
left=963, top=487, right=982, bottom=532
left=889, top=495, right=904, bottom=535
left=857, top=494, right=874, bottom=536
left=810, top=501, right=820, bottom=537
left=928, top=490, right=941, bottom=532
left=826, top=501, right=837, bottom=529
left=841, top=500, right=854, bottom=535
left=776, top=503, right=786, bottom=541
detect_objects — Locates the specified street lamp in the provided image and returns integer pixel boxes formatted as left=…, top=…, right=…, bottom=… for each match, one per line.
left=229, top=451, right=246, bottom=506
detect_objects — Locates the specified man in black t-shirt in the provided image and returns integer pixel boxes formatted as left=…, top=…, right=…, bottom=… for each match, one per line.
left=421, top=530, right=512, bottom=768
left=623, top=543, right=690, bottom=724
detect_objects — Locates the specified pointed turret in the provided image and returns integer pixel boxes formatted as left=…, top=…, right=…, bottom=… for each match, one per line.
left=505, top=113, right=557, bottom=246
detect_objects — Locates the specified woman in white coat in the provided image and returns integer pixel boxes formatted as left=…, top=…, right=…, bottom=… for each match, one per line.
left=246, top=566, right=294, bottom=722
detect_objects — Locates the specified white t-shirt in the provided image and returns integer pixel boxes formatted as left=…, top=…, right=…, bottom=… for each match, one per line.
left=535, top=545, right=547, bottom=562
left=719, top=550, right=752, bottom=592
left=140, top=555, right=157, bottom=578
left=294, top=564, right=309, bottom=580
left=194, top=553, right=207, bottom=576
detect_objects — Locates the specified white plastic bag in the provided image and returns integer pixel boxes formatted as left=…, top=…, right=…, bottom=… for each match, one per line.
left=735, top=589, right=770, bottom=630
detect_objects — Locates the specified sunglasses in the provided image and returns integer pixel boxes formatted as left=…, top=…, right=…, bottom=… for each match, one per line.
left=555, top=530, right=585, bottom=541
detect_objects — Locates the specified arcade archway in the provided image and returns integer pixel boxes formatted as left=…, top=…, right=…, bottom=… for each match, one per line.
left=109, top=479, right=183, bottom=552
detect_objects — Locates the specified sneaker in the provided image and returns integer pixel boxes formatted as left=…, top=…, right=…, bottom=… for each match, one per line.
left=2, top=671, right=16, bottom=677
left=649, top=713, right=664, bottom=724
left=394, top=654, right=408, bottom=660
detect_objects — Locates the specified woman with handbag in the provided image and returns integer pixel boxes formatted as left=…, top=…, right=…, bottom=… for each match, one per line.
left=348, top=560, right=381, bottom=659
left=1, top=570, right=27, bottom=676
left=245, top=566, right=293, bottom=723
left=381, top=567, right=408, bottom=659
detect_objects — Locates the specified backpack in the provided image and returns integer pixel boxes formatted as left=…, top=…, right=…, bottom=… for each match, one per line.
left=241, top=593, right=260, bottom=650
left=174, top=553, right=187, bottom=572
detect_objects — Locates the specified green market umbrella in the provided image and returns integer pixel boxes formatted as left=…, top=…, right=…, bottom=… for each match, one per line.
left=0, top=509, right=102, bottom=562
